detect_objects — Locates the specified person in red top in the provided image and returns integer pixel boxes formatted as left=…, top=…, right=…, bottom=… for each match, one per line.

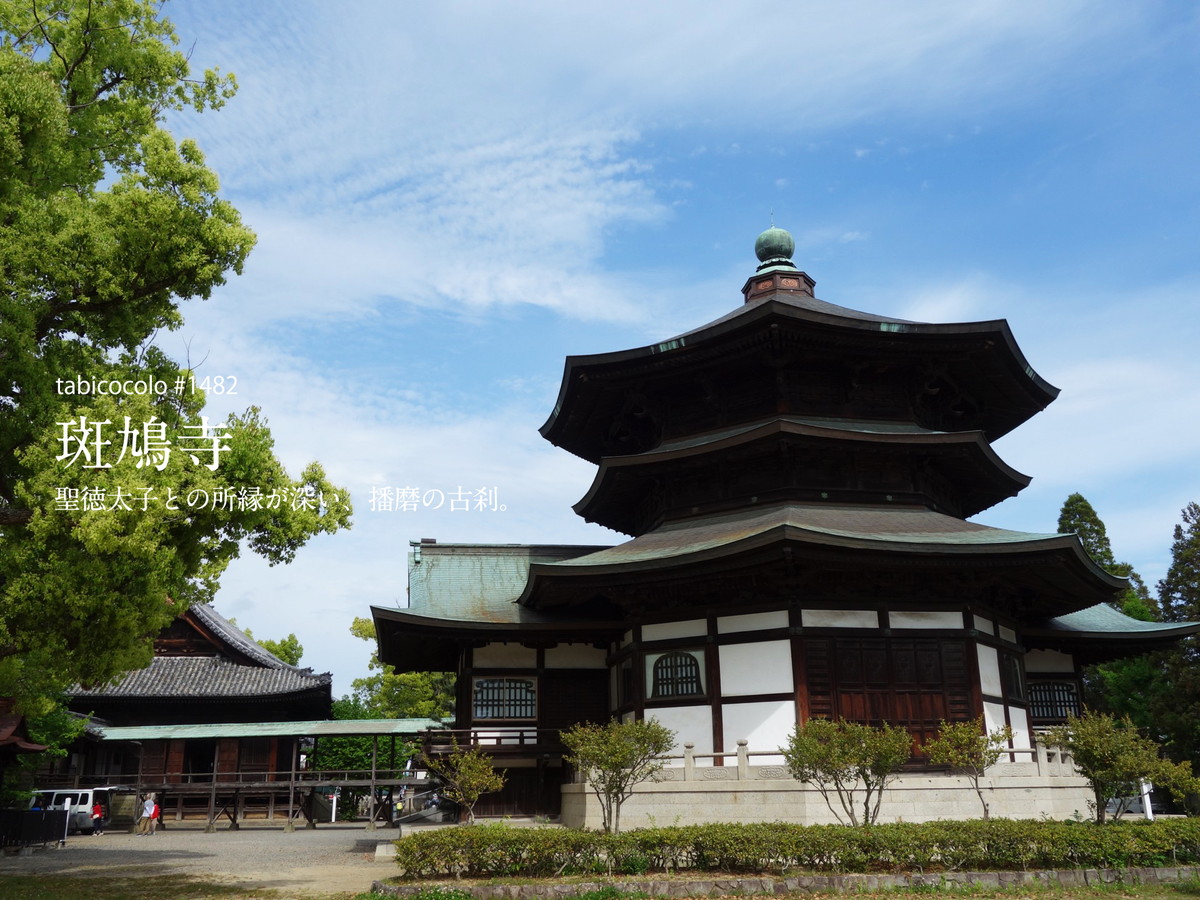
left=90, top=801, right=104, bottom=836
left=149, top=799, right=160, bottom=835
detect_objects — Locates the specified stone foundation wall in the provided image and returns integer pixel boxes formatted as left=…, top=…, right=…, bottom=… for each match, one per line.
left=561, top=740, right=1094, bottom=830
left=373, top=867, right=1200, bottom=898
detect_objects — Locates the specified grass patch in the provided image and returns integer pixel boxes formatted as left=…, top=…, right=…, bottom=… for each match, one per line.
left=371, top=876, right=1200, bottom=900
left=0, top=871, right=373, bottom=900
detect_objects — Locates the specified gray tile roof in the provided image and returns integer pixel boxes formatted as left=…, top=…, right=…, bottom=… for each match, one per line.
left=72, top=604, right=331, bottom=700
left=97, top=718, right=442, bottom=741
left=73, top=656, right=331, bottom=700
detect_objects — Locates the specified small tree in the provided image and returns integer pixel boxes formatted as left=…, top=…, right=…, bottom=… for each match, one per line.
left=781, top=718, right=912, bottom=826
left=422, top=742, right=505, bottom=825
left=1044, top=710, right=1199, bottom=823
left=561, top=718, right=676, bottom=833
left=925, top=717, right=1014, bottom=819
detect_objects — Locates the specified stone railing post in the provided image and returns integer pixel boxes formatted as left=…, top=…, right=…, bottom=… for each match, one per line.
left=683, top=743, right=695, bottom=781
left=736, top=740, right=749, bottom=780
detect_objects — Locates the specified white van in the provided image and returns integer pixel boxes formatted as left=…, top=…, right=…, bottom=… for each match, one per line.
left=28, top=786, right=136, bottom=834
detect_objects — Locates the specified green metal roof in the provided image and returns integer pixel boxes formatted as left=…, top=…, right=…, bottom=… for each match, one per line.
left=96, top=718, right=443, bottom=741
left=546, top=502, right=1066, bottom=570
left=1044, top=603, right=1200, bottom=636
left=406, top=542, right=608, bottom=620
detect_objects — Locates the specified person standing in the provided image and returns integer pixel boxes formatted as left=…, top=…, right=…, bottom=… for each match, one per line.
left=90, top=800, right=105, bottom=836
left=136, top=795, right=153, bottom=835
left=149, top=798, right=160, bottom=835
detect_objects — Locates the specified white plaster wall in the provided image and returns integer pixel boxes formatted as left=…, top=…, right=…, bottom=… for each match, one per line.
left=890, top=611, right=962, bottom=629
left=473, top=644, right=536, bottom=667
left=717, top=611, right=789, bottom=634
left=983, top=701, right=1007, bottom=735
left=721, top=700, right=795, bottom=764
left=648, top=706, right=713, bottom=763
left=1008, top=706, right=1031, bottom=748
left=977, top=644, right=1002, bottom=696
left=999, top=625, right=1017, bottom=643
left=973, top=615, right=994, bottom=634
left=545, top=645, right=606, bottom=668
left=719, top=641, right=792, bottom=696
left=1025, top=649, right=1075, bottom=673
left=801, top=609, right=877, bottom=628
left=643, top=620, right=707, bottom=641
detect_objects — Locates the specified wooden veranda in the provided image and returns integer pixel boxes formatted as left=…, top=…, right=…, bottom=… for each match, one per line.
left=38, top=718, right=443, bottom=831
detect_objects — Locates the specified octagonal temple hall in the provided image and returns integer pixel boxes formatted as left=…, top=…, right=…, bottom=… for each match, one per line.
left=372, top=229, right=1200, bottom=827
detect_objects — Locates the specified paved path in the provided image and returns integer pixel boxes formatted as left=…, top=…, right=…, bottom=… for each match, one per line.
left=0, top=821, right=400, bottom=896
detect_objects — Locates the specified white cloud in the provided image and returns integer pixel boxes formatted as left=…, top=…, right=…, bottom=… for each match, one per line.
left=893, top=273, right=1004, bottom=322
left=144, top=0, right=1200, bottom=689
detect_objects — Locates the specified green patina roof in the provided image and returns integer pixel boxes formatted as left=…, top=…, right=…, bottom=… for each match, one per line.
left=406, top=543, right=609, bottom=622
left=547, top=502, right=1064, bottom=570
left=1044, top=603, right=1200, bottom=636
left=96, top=719, right=443, bottom=742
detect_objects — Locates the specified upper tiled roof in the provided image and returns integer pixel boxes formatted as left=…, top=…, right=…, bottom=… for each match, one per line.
left=73, top=655, right=331, bottom=700
left=72, top=604, right=331, bottom=701
left=542, top=502, right=1066, bottom=570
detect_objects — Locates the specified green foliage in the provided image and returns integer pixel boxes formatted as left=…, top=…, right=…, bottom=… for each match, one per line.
left=391, top=819, right=1200, bottom=880
left=400, top=889, right=474, bottom=900
left=0, top=0, right=350, bottom=731
left=423, top=741, right=505, bottom=825
left=1059, top=493, right=1119, bottom=570
left=230, top=619, right=304, bottom=666
left=1044, top=711, right=1199, bottom=823
left=349, top=617, right=455, bottom=718
left=309, top=694, right=416, bottom=776
left=254, top=635, right=303, bottom=666
left=1160, top=502, right=1200, bottom=623
left=0, top=701, right=85, bottom=804
left=925, top=717, right=1015, bottom=820
left=561, top=718, right=676, bottom=834
left=1058, top=493, right=1156, bottom=619
left=781, top=718, right=912, bottom=826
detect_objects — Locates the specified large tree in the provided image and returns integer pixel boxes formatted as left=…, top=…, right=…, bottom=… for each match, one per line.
left=1057, top=495, right=1166, bottom=742
left=1159, top=502, right=1200, bottom=623
left=1151, top=503, right=1200, bottom=775
left=1066, top=497, right=1200, bottom=786
left=0, top=1, right=350, bottom=718
left=1058, top=493, right=1155, bottom=620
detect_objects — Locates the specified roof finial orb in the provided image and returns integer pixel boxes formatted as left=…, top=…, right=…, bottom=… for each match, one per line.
left=754, top=225, right=795, bottom=268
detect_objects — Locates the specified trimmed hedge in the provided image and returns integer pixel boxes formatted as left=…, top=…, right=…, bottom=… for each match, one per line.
left=392, top=819, right=1200, bottom=880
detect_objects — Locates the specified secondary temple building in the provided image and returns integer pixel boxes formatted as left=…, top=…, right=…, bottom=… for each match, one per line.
left=373, top=229, right=1199, bottom=825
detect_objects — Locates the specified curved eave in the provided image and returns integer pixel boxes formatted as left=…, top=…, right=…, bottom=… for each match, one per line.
left=540, top=294, right=1058, bottom=462
left=573, top=418, right=1031, bottom=533
left=371, top=606, right=622, bottom=671
left=518, top=505, right=1124, bottom=614
left=1025, top=604, right=1200, bottom=664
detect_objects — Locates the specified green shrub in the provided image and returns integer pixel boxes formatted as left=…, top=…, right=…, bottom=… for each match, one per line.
left=391, top=819, right=1200, bottom=880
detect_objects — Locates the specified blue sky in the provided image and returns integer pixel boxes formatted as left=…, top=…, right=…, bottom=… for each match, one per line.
left=157, top=1, right=1200, bottom=693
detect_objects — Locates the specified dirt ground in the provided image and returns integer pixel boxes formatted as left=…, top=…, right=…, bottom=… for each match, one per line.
left=0, top=820, right=400, bottom=896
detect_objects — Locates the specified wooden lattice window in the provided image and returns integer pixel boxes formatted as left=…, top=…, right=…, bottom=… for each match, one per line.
left=1027, top=681, right=1081, bottom=723
left=649, top=650, right=704, bottom=699
left=472, top=677, right=537, bottom=720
